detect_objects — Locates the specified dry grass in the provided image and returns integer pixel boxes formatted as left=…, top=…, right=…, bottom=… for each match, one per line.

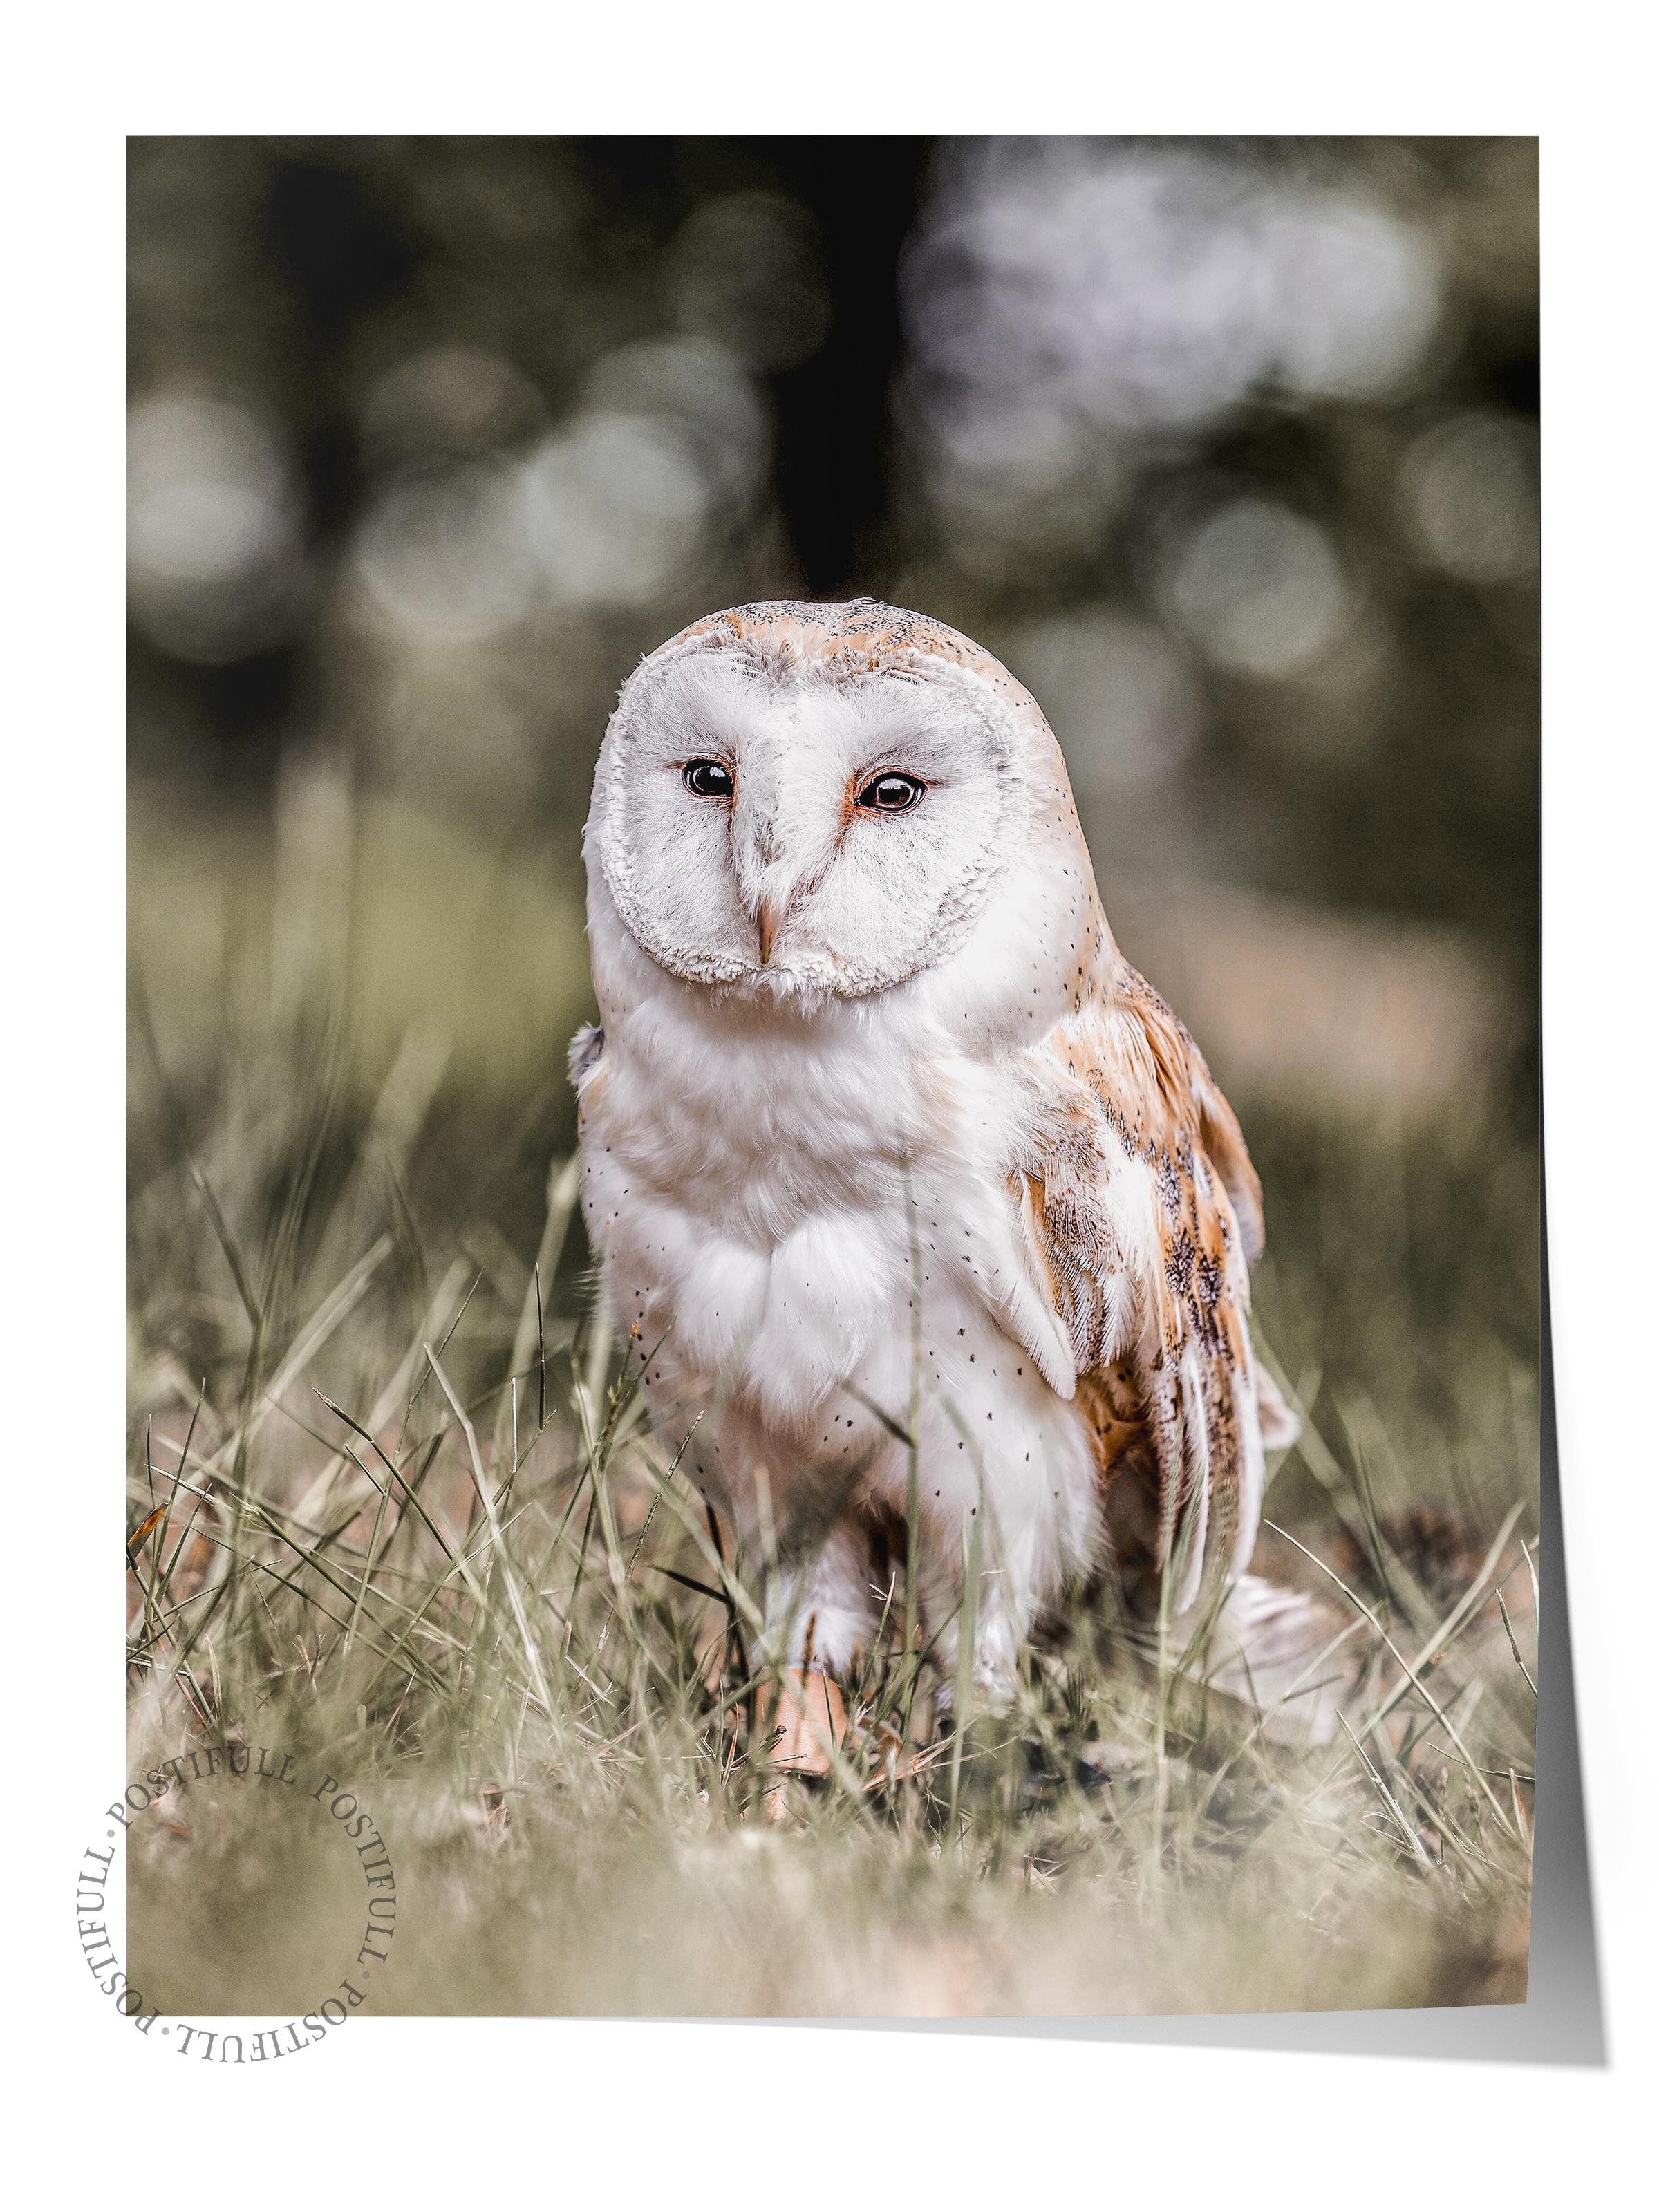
left=126, top=804, right=1539, bottom=2021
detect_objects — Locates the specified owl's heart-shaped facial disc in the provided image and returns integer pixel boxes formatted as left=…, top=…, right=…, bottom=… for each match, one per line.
left=590, top=621, right=1031, bottom=1001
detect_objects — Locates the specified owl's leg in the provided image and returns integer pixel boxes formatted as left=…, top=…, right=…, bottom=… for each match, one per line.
left=927, top=1595, right=1022, bottom=1717
left=915, top=1566, right=1022, bottom=1716
left=754, top=1519, right=878, bottom=1678
left=748, top=1519, right=879, bottom=1797
left=917, top=1515, right=1047, bottom=1719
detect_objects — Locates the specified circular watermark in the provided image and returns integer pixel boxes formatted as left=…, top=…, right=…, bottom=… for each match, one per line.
left=77, top=1742, right=397, bottom=2061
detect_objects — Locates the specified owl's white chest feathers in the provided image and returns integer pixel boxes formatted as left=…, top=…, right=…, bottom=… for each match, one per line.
left=577, top=904, right=1104, bottom=1662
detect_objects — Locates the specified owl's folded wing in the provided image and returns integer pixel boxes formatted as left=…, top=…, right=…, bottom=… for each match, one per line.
left=997, top=963, right=1281, bottom=1617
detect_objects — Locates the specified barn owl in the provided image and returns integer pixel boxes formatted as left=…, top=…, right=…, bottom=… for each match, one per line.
left=573, top=599, right=1329, bottom=1745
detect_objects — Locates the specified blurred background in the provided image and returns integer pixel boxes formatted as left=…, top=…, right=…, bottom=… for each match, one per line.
left=129, top=136, right=1539, bottom=1529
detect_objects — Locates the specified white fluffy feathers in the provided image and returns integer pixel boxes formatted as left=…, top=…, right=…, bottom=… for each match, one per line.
left=574, top=600, right=1301, bottom=1717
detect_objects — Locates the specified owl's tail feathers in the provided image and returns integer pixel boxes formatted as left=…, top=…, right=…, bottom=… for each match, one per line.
left=1254, top=1362, right=1302, bottom=1452
left=1126, top=1573, right=1361, bottom=1748
left=1204, top=1573, right=1365, bottom=1746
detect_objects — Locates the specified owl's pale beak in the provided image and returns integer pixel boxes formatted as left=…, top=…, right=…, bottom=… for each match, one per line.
left=756, top=899, right=779, bottom=966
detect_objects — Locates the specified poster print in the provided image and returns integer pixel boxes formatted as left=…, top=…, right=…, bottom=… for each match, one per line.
left=126, top=137, right=1538, bottom=2025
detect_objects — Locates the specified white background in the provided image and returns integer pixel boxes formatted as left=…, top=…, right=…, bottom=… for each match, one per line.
left=5, top=8, right=1652, bottom=2202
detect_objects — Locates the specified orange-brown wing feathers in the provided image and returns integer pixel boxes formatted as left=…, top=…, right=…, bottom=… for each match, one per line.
left=1192, top=1062, right=1265, bottom=1264
left=1009, top=959, right=1267, bottom=1612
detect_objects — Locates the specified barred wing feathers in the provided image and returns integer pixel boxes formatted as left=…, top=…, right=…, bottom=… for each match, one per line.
left=1004, top=962, right=1280, bottom=1617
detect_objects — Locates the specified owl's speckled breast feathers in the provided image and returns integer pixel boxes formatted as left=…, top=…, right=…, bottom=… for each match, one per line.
left=572, top=599, right=1309, bottom=1720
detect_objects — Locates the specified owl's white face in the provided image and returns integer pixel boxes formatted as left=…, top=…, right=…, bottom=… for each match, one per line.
left=590, top=643, right=1031, bottom=1000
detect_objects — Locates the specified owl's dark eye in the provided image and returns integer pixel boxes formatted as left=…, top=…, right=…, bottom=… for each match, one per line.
left=682, top=759, right=734, bottom=800
left=855, top=771, right=926, bottom=814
